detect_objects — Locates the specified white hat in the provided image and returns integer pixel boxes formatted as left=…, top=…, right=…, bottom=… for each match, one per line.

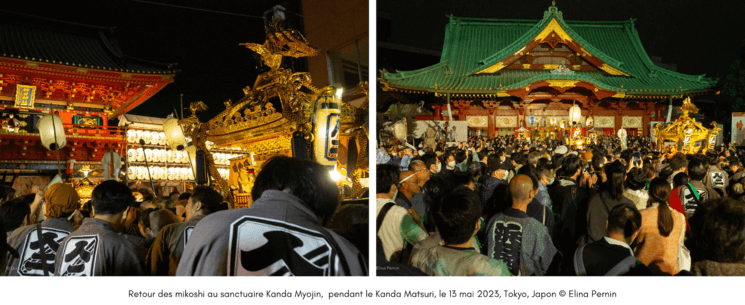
left=555, top=145, right=568, bottom=154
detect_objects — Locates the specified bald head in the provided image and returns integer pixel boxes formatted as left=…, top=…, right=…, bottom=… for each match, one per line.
left=398, top=170, right=421, bottom=199
left=509, top=174, right=534, bottom=202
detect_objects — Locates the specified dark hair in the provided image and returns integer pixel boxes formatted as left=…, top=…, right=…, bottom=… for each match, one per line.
left=605, top=161, right=626, bottom=200
left=528, top=151, right=541, bottom=166
left=477, top=150, right=489, bottom=161
left=450, top=171, right=474, bottom=189
left=0, top=199, right=31, bottom=232
left=672, top=172, right=689, bottom=189
left=190, top=186, right=223, bottom=215
left=537, top=157, right=551, bottom=170
left=326, top=204, right=368, bottom=230
left=625, top=168, right=647, bottom=191
left=687, top=156, right=708, bottom=181
left=150, top=209, right=179, bottom=234
left=455, top=150, right=467, bottom=163
left=669, top=155, right=687, bottom=172
left=648, top=177, right=674, bottom=237
left=169, top=191, right=180, bottom=197
left=706, top=151, right=719, bottom=166
left=538, top=164, right=553, bottom=181
left=0, top=185, right=6, bottom=203
left=691, top=197, right=745, bottom=263
left=423, top=176, right=448, bottom=210
left=377, top=164, right=399, bottom=194
left=606, top=202, right=642, bottom=239
left=252, top=156, right=339, bottom=219
left=620, top=149, right=633, bottom=164
left=80, top=200, right=93, bottom=218
left=562, top=155, right=583, bottom=178
left=137, top=208, right=157, bottom=230
left=92, top=180, right=135, bottom=215
left=591, top=153, right=604, bottom=172
left=178, top=192, right=192, bottom=201
left=432, top=186, right=482, bottom=245
left=420, top=153, right=438, bottom=171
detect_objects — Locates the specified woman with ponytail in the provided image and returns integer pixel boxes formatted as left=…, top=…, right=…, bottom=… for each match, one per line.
left=634, top=177, right=687, bottom=274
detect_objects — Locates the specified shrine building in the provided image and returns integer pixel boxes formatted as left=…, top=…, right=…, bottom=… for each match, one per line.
left=379, top=3, right=716, bottom=140
left=0, top=11, right=176, bottom=190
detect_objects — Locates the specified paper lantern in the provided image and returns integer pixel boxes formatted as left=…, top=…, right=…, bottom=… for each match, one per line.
left=39, top=114, right=66, bottom=150
left=127, top=167, right=137, bottom=180
left=568, top=104, right=582, bottom=125
left=393, top=119, right=407, bottom=141
left=313, top=87, right=341, bottom=166
left=126, top=130, right=137, bottom=143
left=528, top=115, right=536, bottom=125
left=163, top=117, right=187, bottom=151
left=158, top=132, right=167, bottom=145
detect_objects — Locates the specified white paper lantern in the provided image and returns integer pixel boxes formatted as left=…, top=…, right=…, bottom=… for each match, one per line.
left=166, top=150, right=174, bottom=163
left=127, top=130, right=137, bottom=143
left=135, top=130, right=143, bottom=143
left=163, top=118, right=187, bottom=151
left=144, top=148, right=153, bottom=161
left=568, top=104, right=582, bottom=126
left=393, top=119, right=407, bottom=141
left=143, top=131, right=153, bottom=144
left=136, top=148, right=145, bottom=162
left=158, top=132, right=167, bottom=145
left=127, top=167, right=137, bottom=180
left=39, top=114, right=67, bottom=150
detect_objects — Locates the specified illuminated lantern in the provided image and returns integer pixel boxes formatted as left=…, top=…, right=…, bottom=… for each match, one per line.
left=39, top=114, right=66, bottom=150
left=528, top=115, right=536, bottom=125
left=393, top=119, right=407, bottom=141
left=313, top=86, right=341, bottom=166
left=568, top=104, right=582, bottom=126
left=163, top=117, right=187, bottom=151
left=585, top=117, right=594, bottom=128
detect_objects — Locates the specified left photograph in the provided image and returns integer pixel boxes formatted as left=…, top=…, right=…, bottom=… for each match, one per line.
left=0, top=0, right=369, bottom=276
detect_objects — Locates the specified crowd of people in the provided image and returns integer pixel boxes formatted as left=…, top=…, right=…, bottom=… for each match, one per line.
left=376, top=134, right=745, bottom=276
left=1, top=156, right=367, bottom=276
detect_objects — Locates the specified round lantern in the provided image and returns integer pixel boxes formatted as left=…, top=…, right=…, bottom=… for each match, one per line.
left=163, top=117, right=187, bottom=151
left=528, top=115, right=536, bottom=125
left=393, top=119, right=407, bottom=141
left=39, top=114, right=67, bottom=150
left=568, top=104, right=582, bottom=126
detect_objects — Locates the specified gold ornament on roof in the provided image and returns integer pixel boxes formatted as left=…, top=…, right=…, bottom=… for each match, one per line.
left=169, top=10, right=368, bottom=205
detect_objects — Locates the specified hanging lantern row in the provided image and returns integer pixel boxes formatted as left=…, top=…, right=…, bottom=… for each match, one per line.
left=127, top=166, right=196, bottom=181
left=126, top=129, right=167, bottom=145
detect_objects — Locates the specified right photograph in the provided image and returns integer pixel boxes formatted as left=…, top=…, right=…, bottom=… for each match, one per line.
left=375, top=1, right=745, bottom=276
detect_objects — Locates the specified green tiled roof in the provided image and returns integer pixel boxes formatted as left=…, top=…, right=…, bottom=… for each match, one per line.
left=380, top=5, right=716, bottom=96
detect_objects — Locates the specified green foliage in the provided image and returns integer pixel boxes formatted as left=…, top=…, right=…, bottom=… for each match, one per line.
left=722, top=60, right=745, bottom=111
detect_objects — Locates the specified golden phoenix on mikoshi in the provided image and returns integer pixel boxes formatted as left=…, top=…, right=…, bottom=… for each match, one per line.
left=174, top=16, right=367, bottom=206
left=654, top=97, right=720, bottom=154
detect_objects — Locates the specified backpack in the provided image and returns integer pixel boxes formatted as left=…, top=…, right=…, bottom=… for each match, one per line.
left=573, top=243, right=637, bottom=276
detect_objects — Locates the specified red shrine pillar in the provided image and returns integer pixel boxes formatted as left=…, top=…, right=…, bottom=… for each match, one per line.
left=433, top=105, right=442, bottom=121
left=488, top=109, right=496, bottom=138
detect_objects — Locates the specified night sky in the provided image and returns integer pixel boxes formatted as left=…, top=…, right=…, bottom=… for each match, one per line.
left=3, top=0, right=305, bottom=121
left=378, top=0, right=745, bottom=78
